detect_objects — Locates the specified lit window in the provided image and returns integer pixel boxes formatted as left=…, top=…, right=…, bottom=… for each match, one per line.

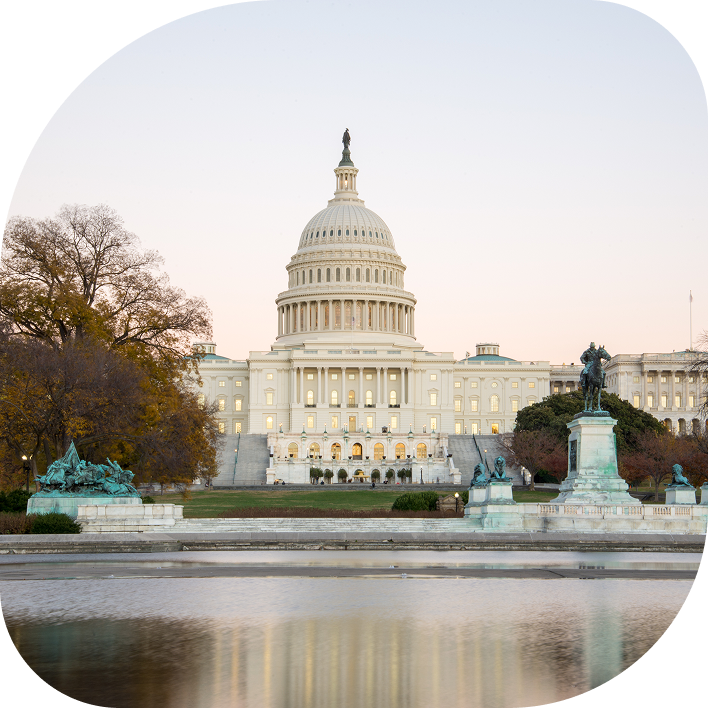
left=675, top=395, right=682, bottom=408
left=565, top=386, right=571, bottom=393
left=661, top=394, right=668, bottom=408
left=349, top=390, right=355, bottom=405
left=234, top=422, right=242, bottom=434
left=675, top=376, right=681, bottom=384
left=528, top=382, right=535, bottom=389
left=265, top=392, right=273, bottom=405
left=235, top=399, right=242, bottom=411
left=430, top=393, right=437, bottom=406
left=366, top=390, right=373, bottom=405
left=366, top=374, right=373, bottom=380
left=331, top=373, right=338, bottom=380
left=661, top=376, right=667, bottom=383
left=288, top=443, right=298, bottom=458
left=389, top=373, right=397, bottom=380
left=491, top=382, right=498, bottom=388
left=390, top=391, right=397, bottom=406
left=390, top=415, right=398, bottom=429
left=490, top=395, right=499, bottom=412
left=454, top=399, right=462, bottom=412
left=218, top=421, right=225, bottom=434
left=331, top=415, right=339, bottom=428
left=491, top=424, right=499, bottom=434
left=689, top=395, right=695, bottom=407
left=366, top=416, right=373, bottom=429
left=512, top=400, right=519, bottom=412
left=235, top=381, right=242, bottom=387
left=218, top=399, right=226, bottom=411
left=633, top=376, right=640, bottom=384
left=307, top=416, right=314, bottom=429
left=307, top=373, right=314, bottom=380
left=647, top=376, right=654, bottom=383
left=266, top=416, right=274, bottom=429
left=553, top=386, right=559, bottom=394
left=430, top=417, right=437, bottom=431
left=454, top=381, right=461, bottom=388
left=527, top=397, right=536, bottom=405
left=633, top=395, right=640, bottom=407
left=471, top=423, right=479, bottom=434
left=470, top=400, right=479, bottom=412
left=374, top=443, right=384, bottom=460
left=689, top=376, right=695, bottom=383
left=471, top=382, right=478, bottom=388
left=197, top=393, right=205, bottom=407
left=219, top=381, right=225, bottom=387
left=395, top=443, right=405, bottom=459
left=348, top=374, right=355, bottom=380
left=648, top=393, right=655, bottom=408
left=307, top=390, right=314, bottom=405
left=331, top=391, right=338, bottom=405
left=455, top=421, right=462, bottom=434
left=430, top=374, right=437, bottom=381
left=511, top=382, right=518, bottom=389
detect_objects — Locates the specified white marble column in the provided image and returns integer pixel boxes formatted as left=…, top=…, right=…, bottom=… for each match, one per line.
left=383, top=367, right=388, bottom=406
left=328, top=300, right=333, bottom=330
left=341, top=367, right=346, bottom=411
left=340, top=299, right=345, bottom=330
left=358, top=367, right=364, bottom=407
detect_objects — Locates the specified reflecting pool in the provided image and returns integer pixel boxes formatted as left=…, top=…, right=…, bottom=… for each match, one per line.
left=0, top=552, right=696, bottom=708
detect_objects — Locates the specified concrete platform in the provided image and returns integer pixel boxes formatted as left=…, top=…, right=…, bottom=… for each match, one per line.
left=0, top=531, right=704, bottom=554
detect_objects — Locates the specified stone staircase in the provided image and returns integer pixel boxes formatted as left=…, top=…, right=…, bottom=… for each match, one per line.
left=447, top=435, right=523, bottom=485
left=213, top=434, right=270, bottom=486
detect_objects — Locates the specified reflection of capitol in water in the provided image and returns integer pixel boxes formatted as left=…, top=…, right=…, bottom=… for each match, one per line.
left=5, top=576, right=690, bottom=707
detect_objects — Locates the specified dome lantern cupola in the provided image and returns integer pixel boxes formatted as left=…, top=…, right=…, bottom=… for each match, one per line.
left=331, top=129, right=362, bottom=205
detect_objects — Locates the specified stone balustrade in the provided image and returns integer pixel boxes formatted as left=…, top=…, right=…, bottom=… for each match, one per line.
left=77, top=503, right=183, bottom=533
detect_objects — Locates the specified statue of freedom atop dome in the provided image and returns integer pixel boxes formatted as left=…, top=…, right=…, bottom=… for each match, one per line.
left=342, top=128, right=351, bottom=149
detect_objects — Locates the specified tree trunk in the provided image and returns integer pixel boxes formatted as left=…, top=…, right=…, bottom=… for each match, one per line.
left=43, top=438, right=54, bottom=467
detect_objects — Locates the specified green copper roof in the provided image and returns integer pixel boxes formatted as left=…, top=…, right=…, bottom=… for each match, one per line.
left=338, top=147, right=354, bottom=167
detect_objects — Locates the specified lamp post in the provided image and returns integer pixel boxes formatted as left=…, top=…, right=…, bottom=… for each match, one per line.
left=22, top=455, right=30, bottom=492
left=454, top=492, right=459, bottom=515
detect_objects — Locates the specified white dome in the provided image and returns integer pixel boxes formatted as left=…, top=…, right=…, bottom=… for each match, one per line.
left=297, top=203, right=397, bottom=252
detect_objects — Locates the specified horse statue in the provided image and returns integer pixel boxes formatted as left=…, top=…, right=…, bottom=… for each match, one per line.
left=579, top=342, right=611, bottom=412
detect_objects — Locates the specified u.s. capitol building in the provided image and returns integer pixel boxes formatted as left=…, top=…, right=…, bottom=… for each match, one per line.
left=194, top=139, right=703, bottom=485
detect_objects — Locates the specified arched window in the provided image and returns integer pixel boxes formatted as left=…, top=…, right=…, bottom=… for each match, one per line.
left=356, top=268, right=361, bottom=282
left=338, top=229, right=341, bottom=236
left=375, top=270, right=379, bottom=283
left=330, top=230, right=333, bottom=237
left=331, top=390, right=338, bottom=405
left=296, top=272, right=299, bottom=285
left=317, top=269, right=321, bottom=283
left=366, top=390, right=373, bottom=405
left=395, top=443, right=405, bottom=459
left=346, top=267, right=351, bottom=282
left=316, top=231, right=319, bottom=238
left=309, top=270, right=313, bottom=284
left=366, top=268, right=370, bottom=282
left=349, top=390, right=355, bottom=406
left=309, top=442, right=320, bottom=457
left=331, top=443, right=341, bottom=460
left=390, top=390, right=397, bottom=406
left=302, top=270, right=305, bottom=284
left=352, top=443, right=362, bottom=458
left=336, top=268, right=341, bottom=282
left=416, top=443, right=427, bottom=459
left=307, top=390, right=314, bottom=405
left=288, top=443, right=298, bottom=458
left=383, top=270, right=387, bottom=284
left=346, top=229, right=349, bottom=236
left=326, top=268, right=331, bottom=282
left=374, top=443, right=384, bottom=460
left=490, top=395, right=499, bottom=412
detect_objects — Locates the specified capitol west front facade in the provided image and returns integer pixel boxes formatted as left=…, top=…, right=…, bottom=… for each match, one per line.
left=195, top=141, right=704, bottom=485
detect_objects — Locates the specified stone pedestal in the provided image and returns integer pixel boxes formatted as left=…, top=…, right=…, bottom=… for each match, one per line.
left=27, top=495, right=141, bottom=519
left=701, top=484, right=708, bottom=505
left=552, top=413, right=640, bottom=505
left=465, top=481, right=522, bottom=529
left=451, top=468, right=461, bottom=485
left=266, top=468, right=277, bottom=485
left=665, top=486, right=697, bottom=505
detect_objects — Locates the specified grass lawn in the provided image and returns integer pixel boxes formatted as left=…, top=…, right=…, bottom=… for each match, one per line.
left=151, top=488, right=559, bottom=518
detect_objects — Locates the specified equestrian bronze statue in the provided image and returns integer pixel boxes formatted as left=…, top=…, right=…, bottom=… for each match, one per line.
left=579, top=342, right=611, bottom=412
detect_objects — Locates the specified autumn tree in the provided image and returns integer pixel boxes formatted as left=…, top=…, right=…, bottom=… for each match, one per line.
left=0, top=204, right=218, bottom=488
left=688, top=331, right=708, bottom=416
left=499, top=430, right=567, bottom=491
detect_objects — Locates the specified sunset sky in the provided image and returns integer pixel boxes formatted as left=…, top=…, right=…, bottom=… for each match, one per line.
left=3, top=0, right=707, bottom=367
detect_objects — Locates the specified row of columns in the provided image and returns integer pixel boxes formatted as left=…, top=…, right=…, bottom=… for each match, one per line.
left=290, top=366, right=411, bottom=406
left=277, top=300, right=415, bottom=337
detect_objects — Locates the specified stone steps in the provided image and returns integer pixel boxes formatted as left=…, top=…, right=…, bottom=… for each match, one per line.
left=169, top=518, right=469, bottom=533
left=213, top=434, right=270, bottom=486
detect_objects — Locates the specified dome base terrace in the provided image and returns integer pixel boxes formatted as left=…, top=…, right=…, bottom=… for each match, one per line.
left=272, top=331, right=425, bottom=351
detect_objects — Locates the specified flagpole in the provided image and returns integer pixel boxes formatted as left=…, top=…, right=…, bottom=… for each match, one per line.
left=689, top=290, right=693, bottom=351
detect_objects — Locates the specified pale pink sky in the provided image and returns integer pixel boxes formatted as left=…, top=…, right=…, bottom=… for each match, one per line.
left=4, top=0, right=708, bottom=368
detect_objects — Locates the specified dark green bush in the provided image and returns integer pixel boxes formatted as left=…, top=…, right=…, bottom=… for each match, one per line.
left=460, top=490, right=469, bottom=505
left=142, top=495, right=156, bottom=504
left=28, top=512, right=82, bottom=534
left=0, top=489, right=32, bottom=513
left=391, top=490, right=439, bottom=512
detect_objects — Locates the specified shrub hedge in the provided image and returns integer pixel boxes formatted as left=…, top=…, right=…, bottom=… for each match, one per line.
left=28, top=512, right=82, bottom=534
left=0, top=489, right=32, bottom=513
left=391, top=490, right=439, bottom=512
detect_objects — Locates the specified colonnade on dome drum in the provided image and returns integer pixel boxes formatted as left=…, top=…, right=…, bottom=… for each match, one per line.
left=277, top=298, right=415, bottom=337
